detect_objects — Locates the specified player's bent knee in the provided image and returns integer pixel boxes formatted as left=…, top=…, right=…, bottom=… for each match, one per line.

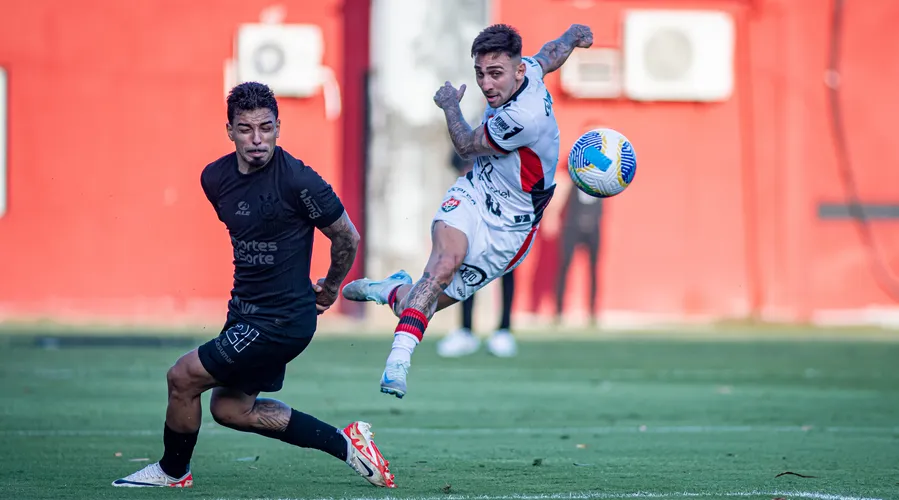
left=209, top=402, right=246, bottom=429
left=166, top=363, right=190, bottom=394
left=209, top=388, right=256, bottom=429
left=166, top=350, right=213, bottom=398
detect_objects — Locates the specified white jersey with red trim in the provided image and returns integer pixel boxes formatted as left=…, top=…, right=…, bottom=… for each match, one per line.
left=474, top=56, right=560, bottom=229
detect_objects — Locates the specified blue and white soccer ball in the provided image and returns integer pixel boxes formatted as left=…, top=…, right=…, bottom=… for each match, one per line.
left=567, top=128, right=637, bottom=198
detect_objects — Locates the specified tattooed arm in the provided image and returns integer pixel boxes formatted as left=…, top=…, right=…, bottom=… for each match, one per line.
left=532, top=24, right=594, bottom=76
left=315, top=211, right=360, bottom=312
left=434, top=82, right=499, bottom=160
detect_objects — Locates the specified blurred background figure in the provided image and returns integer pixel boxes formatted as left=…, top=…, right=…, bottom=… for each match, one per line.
left=437, top=152, right=518, bottom=358
left=556, top=182, right=603, bottom=326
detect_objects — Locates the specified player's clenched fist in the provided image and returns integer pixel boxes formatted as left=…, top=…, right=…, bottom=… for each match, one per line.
left=565, top=24, right=593, bottom=48
left=434, top=81, right=467, bottom=109
left=312, top=278, right=339, bottom=314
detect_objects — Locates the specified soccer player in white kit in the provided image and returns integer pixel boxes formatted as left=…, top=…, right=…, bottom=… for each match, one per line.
left=343, top=23, right=594, bottom=398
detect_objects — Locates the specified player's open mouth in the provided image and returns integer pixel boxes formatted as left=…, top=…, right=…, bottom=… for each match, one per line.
left=485, top=95, right=499, bottom=103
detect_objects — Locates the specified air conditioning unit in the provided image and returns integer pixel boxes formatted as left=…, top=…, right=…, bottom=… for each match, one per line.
left=235, top=23, right=324, bottom=98
left=622, top=9, right=735, bottom=102
left=560, top=47, right=622, bottom=99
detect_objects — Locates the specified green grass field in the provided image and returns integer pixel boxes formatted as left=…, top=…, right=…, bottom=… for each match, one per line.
left=1, top=333, right=897, bottom=500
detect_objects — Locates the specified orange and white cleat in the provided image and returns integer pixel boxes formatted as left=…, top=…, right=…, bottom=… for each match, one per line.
left=112, top=462, right=193, bottom=488
left=342, top=421, right=396, bottom=488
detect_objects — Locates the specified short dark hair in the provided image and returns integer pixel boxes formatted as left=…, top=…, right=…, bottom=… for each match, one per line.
left=226, top=82, right=279, bottom=124
left=471, top=24, right=523, bottom=59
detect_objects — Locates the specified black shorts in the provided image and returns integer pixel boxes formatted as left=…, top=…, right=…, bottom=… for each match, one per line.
left=197, top=315, right=313, bottom=395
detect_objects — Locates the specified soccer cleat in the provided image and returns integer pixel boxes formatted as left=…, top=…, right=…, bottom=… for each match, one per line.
left=342, top=270, right=412, bottom=305
left=486, top=330, right=518, bottom=358
left=342, top=421, right=396, bottom=488
left=112, top=462, right=193, bottom=488
left=380, top=359, right=410, bottom=398
left=437, top=328, right=481, bottom=358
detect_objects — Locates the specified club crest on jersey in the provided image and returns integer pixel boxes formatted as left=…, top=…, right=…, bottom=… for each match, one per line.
left=441, top=197, right=461, bottom=212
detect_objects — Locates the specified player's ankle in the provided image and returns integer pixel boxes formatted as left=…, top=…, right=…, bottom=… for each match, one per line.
left=159, top=424, right=198, bottom=479
left=341, top=431, right=354, bottom=466
left=389, top=332, right=418, bottom=361
left=394, top=309, right=427, bottom=343
left=384, top=284, right=401, bottom=306
left=158, top=460, right=189, bottom=479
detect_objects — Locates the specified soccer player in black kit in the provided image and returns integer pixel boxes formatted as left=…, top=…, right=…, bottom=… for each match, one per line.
left=113, top=82, right=395, bottom=489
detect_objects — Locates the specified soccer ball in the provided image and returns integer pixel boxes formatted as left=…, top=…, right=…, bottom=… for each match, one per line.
left=567, top=128, right=637, bottom=198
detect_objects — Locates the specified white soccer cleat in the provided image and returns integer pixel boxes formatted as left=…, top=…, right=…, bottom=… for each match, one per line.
left=342, top=421, right=396, bottom=488
left=437, top=328, right=481, bottom=358
left=380, top=359, right=410, bottom=398
left=342, top=270, right=412, bottom=305
left=486, top=330, right=518, bottom=358
left=111, top=462, right=193, bottom=488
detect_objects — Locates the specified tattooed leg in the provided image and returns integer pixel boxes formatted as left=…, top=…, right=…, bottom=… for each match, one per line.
left=390, top=283, right=458, bottom=317
left=386, top=222, right=467, bottom=357
left=209, top=388, right=349, bottom=460
left=380, top=224, right=468, bottom=398
left=248, top=398, right=293, bottom=432
left=401, top=221, right=467, bottom=319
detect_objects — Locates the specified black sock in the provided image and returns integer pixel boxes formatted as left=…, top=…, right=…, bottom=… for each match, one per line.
left=461, top=295, right=475, bottom=331
left=499, top=271, right=515, bottom=331
left=270, top=410, right=348, bottom=461
left=158, top=424, right=198, bottom=478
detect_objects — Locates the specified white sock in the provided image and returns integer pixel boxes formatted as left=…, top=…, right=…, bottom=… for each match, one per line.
left=386, top=332, right=418, bottom=364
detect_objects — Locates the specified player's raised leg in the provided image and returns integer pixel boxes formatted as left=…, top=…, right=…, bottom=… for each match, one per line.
left=112, top=349, right=216, bottom=487
left=208, top=387, right=395, bottom=487
left=379, top=221, right=466, bottom=398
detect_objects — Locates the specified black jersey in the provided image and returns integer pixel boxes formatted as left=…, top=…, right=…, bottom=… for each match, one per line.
left=200, top=147, right=344, bottom=337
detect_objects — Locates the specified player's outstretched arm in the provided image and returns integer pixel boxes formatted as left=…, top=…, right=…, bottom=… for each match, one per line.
left=315, top=211, right=360, bottom=311
left=434, top=82, right=499, bottom=160
left=532, top=24, right=593, bottom=76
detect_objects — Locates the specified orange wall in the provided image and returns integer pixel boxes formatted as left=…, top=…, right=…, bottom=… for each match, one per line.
left=1, top=0, right=897, bottom=326
left=0, top=0, right=345, bottom=323
left=499, top=0, right=899, bottom=322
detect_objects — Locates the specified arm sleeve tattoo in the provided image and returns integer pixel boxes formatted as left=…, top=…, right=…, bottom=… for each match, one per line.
left=317, top=211, right=360, bottom=292
left=443, top=103, right=498, bottom=160
left=532, top=31, right=579, bottom=76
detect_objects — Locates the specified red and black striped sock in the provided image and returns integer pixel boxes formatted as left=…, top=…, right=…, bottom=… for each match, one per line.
left=387, top=286, right=401, bottom=315
left=394, top=308, right=428, bottom=342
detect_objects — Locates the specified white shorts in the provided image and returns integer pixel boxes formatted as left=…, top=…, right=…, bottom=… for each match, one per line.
left=432, top=176, right=537, bottom=301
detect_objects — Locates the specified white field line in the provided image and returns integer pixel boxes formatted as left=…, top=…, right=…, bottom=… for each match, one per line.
left=205, top=491, right=886, bottom=500
left=2, top=425, right=898, bottom=438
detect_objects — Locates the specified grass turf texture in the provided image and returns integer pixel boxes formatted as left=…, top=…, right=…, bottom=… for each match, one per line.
left=1, top=334, right=897, bottom=500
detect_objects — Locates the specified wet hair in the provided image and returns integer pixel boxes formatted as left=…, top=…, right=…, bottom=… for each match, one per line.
left=226, top=82, right=279, bottom=124
left=471, top=24, right=523, bottom=59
